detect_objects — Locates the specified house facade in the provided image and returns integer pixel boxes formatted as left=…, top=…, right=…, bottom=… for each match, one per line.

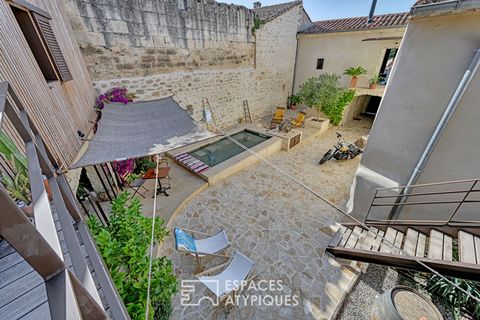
left=293, top=13, right=408, bottom=120
left=347, top=0, right=480, bottom=223
left=0, top=0, right=96, bottom=167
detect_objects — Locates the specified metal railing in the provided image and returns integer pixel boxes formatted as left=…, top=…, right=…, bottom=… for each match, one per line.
left=0, top=81, right=129, bottom=319
left=365, top=178, right=480, bottom=227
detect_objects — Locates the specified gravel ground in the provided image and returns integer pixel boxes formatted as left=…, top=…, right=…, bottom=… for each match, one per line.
left=336, top=264, right=467, bottom=320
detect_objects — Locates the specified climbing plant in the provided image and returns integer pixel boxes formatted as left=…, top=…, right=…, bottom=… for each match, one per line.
left=87, top=192, right=177, bottom=320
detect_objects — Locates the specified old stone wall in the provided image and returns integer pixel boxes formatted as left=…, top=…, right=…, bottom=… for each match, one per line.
left=65, top=0, right=307, bottom=128
left=66, top=0, right=255, bottom=79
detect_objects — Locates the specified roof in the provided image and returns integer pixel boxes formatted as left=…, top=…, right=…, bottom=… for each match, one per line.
left=413, top=0, right=450, bottom=6
left=299, top=12, right=409, bottom=35
left=72, top=97, right=215, bottom=168
left=253, top=0, right=303, bottom=21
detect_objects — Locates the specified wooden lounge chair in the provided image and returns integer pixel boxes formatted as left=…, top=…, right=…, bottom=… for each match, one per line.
left=196, top=251, right=255, bottom=305
left=291, top=111, right=306, bottom=127
left=174, top=227, right=230, bottom=273
left=270, top=107, right=286, bottom=126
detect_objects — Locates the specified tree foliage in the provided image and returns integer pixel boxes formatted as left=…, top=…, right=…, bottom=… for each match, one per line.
left=87, top=192, right=177, bottom=320
left=297, top=74, right=354, bottom=125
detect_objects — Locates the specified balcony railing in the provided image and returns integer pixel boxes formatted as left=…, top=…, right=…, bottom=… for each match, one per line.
left=0, top=81, right=129, bottom=319
left=365, top=178, right=480, bottom=227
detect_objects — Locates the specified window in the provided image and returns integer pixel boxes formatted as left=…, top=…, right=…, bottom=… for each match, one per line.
left=10, top=1, right=72, bottom=82
left=316, top=58, right=324, bottom=70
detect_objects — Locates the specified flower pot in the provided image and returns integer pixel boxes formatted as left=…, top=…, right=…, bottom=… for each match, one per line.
left=350, top=76, right=358, bottom=88
left=43, top=175, right=53, bottom=201
left=369, top=83, right=377, bottom=90
left=290, top=104, right=296, bottom=110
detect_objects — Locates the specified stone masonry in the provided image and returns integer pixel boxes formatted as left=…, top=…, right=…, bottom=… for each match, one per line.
left=64, top=0, right=308, bottom=128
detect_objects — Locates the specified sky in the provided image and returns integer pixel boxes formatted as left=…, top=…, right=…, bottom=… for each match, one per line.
left=226, top=0, right=417, bottom=21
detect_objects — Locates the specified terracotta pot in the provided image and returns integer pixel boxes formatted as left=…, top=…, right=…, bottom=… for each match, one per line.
left=43, top=176, right=53, bottom=201
left=350, top=76, right=358, bottom=88
left=369, top=83, right=377, bottom=90
left=290, top=104, right=296, bottom=110
left=21, top=204, right=34, bottom=218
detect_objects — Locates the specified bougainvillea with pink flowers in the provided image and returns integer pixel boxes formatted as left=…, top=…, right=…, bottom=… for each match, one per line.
left=95, top=87, right=135, bottom=110
left=113, top=159, right=135, bottom=182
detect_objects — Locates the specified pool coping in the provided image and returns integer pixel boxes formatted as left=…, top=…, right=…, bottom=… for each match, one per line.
left=166, top=124, right=282, bottom=185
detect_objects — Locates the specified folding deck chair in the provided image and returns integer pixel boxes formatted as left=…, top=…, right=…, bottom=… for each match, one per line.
left=121, top=172, right=149, bottom=199
left=290, top=111, right=306, bottom=127
left=174, top=227, right=230, bottom=273
left=270, top=107, right=286, bottom=127
left=196, top=251, right=255, bottom=305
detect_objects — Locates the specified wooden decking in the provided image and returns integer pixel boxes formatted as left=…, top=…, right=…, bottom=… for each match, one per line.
left=327, top=224, right=480, bottom=281
left=0, top=205, right=112, bottom=319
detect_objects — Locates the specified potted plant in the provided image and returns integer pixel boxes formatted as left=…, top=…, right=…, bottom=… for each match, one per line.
left=369, top=75, right=383, bottom=90
left=0, top=133, right=34, bottom=216
left=344, top=66, right=367, bottom=88
left=288, top=94, right=302, bottom=110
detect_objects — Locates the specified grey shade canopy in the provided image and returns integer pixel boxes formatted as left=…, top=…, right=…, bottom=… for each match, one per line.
left=71, top=97, right=215, bottom=168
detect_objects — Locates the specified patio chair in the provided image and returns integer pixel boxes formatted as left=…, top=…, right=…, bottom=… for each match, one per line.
left=270, top=107, right=286, bottom=126
left=174, top=227, right=230, bottom=273
left=121, top=172, right=149, bottom=199
left=291, top=111, right=306, bottom=127
left=196, top=251, right=255, bottom=305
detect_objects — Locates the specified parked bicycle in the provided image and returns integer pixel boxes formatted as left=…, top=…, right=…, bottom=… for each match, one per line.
left=319, top=132, right=363, bottom=165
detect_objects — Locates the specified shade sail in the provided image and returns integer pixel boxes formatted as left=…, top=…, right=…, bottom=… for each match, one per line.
left=71, top=97, right=215, bottom=168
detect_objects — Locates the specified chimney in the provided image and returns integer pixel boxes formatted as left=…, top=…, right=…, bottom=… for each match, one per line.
left=367, top=0, right=377, bottom=24
left=254, top=2, right=262, bottom=8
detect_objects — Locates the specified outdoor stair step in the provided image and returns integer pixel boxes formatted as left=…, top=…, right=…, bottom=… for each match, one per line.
left=380, top=227, right=404, bottom=254
left=345, top=226, right=363, bottom=249
left=339, top=228, right=352, bottom=247
left=403, top=228, right=428, bottom=258
left=329, top=225, right=347, bottom=247
left=458, top=230, right=479, bottom=264
left=428, top=230, right=453, bottom=261
left=355, top=227, right=378, bottom=251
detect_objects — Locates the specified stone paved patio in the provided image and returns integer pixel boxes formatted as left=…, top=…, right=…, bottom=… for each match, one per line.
left=160, top=118, right=373, bottom=319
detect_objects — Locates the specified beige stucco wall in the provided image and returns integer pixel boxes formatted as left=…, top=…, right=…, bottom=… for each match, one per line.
left=348, top=11, right=480, bottom=222
left=294, top=27, right=406, bottom=90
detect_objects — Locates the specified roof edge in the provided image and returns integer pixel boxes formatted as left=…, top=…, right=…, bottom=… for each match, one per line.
left=411, top=0, right=480, bottom=16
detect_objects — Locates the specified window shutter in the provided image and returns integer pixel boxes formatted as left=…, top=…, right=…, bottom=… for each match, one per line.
left=32, top=13, right=72, bottom=82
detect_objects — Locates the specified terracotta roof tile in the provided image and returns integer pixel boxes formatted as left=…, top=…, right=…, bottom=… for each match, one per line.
left=299, top=12, right=409, bottom=34
left=253, top=1, right=302, bottom=21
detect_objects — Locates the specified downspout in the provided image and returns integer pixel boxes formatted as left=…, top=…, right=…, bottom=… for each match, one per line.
left=389, top=48, right=480, bottom=219
left=291, top=34, right=300, bottom=97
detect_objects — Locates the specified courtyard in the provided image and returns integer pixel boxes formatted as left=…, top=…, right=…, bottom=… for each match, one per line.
left=159, top=118, right=373, bottom=319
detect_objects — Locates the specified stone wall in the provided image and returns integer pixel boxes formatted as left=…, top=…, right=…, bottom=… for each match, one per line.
left=65, top=0, right=255, bottom=79
left=65, top=0, right=307, bottom=128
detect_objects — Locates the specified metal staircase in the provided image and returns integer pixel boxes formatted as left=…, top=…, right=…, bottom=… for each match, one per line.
left=326, top=179, right=480, bottom=281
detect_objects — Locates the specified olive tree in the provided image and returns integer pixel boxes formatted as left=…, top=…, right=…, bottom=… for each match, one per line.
left=298, top=73, right=347, bottom=123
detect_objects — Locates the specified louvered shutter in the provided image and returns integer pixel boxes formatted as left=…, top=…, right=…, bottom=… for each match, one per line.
left=32, top=13, right=72, bottom=82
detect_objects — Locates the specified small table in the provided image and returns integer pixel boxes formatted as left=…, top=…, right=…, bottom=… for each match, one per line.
left=143, top=167, right=171, bottom=197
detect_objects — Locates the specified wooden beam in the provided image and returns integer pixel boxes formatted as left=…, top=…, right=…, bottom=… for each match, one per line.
left=68, top=270, right=108, bottom=320
left=0, top=188, right=64, bottom=279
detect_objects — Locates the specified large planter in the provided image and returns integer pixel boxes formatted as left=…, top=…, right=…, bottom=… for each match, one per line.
left=371, top=286, right=443, bottom=320
left=305, top=117, right=330, bottom=132
left=350, top=76, right=358, bottom=88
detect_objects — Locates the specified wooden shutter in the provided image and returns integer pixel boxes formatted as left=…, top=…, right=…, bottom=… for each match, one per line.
left=32, top=13, right=73, bottom=82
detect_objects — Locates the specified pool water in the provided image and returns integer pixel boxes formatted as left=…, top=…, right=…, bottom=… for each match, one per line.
left=188, top=130, right=270, bottom=167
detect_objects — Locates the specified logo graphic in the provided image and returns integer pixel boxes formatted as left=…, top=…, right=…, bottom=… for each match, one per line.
left=181, top=280, right=220, bottom=306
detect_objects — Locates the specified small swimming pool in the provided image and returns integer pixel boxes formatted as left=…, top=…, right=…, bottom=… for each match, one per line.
left=188, top=130, right=270, bottom=167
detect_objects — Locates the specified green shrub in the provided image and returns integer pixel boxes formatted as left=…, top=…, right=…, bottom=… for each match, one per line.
left=87, top=192, right=177, bottom=320
left=297, top=74, right=354, bottom=125
left=322, top=89, right=355, bottom=125
left=426, top=275, right=480, bottom=319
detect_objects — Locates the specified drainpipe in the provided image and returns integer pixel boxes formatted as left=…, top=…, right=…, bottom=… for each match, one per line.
left=367, top=0, right=377, bottom=24
left=389, top=48, right=480, bottom=220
